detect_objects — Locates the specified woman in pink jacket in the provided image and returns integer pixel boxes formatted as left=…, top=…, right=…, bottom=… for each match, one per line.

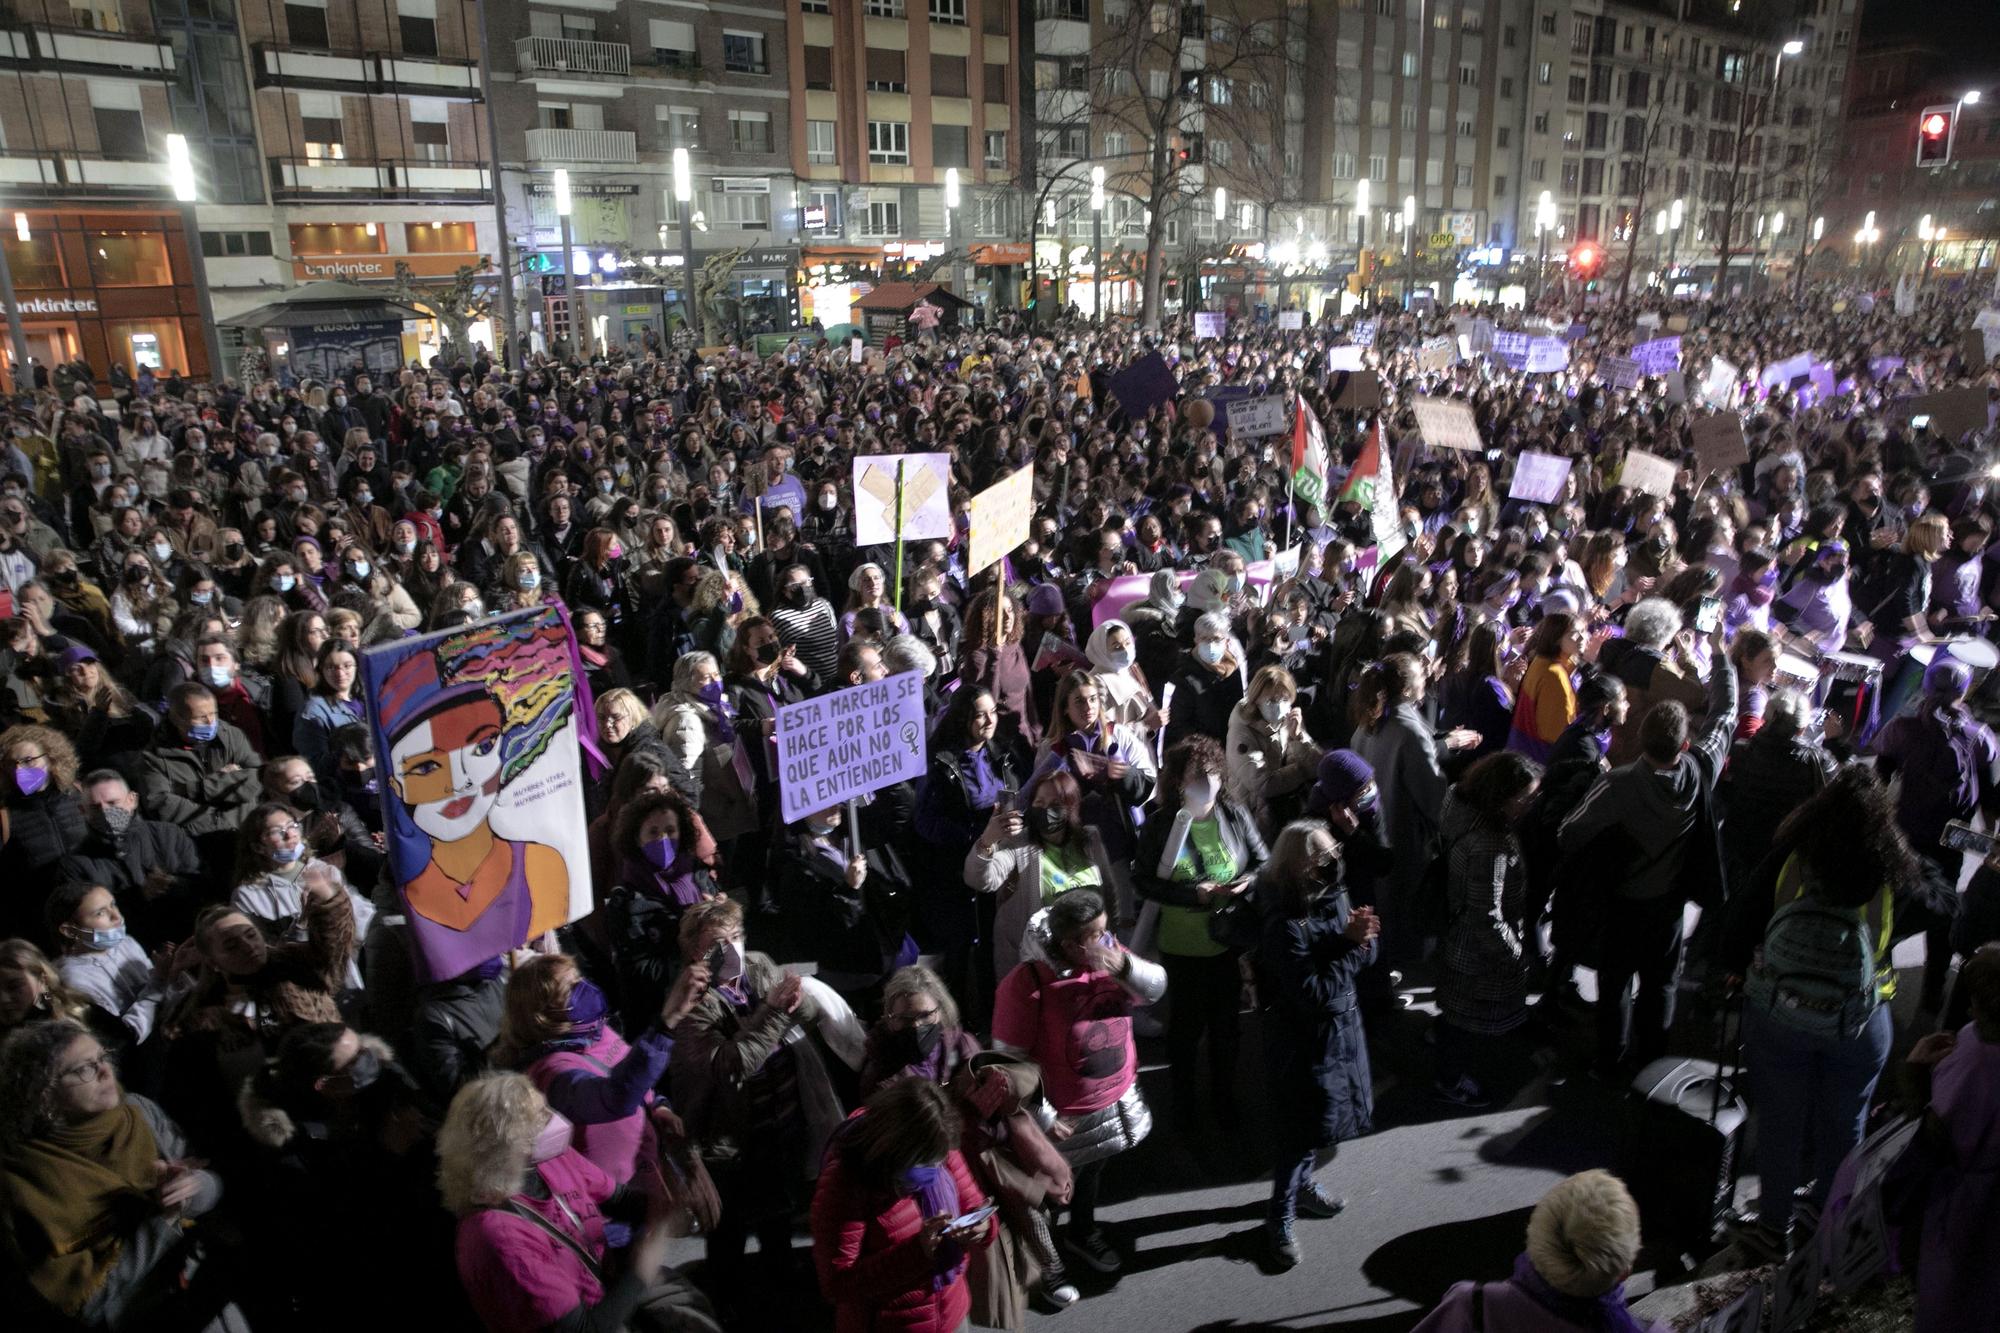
left=812, top=1078, right=996, bottom=1333
left=1410, top=1170, right=1667, bottom=1333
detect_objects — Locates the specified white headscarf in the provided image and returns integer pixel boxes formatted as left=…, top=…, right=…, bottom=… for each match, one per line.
left=1085, top=619, right=1145, bottom=711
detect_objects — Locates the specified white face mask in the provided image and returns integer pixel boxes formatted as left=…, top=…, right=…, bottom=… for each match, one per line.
left=1196, top=639, right=1227, bottom=666
left=1107, top=648, right=1134, bottom=672
left=1259, top=699, right=1290, bottom=724
left=1181, top=774, right=1220, bottom=816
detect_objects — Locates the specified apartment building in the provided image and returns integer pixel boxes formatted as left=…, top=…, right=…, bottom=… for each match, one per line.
left=1508, top=0, right=1858, bottom=288
left=786, top=0, right=1023, bottom=326
left=1830, top=42, right=1997, bottom=276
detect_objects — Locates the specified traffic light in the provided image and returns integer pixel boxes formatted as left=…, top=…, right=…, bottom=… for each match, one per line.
left=1570, top=242, right=1603, bottom=279
left=1916, top=105, right=1956, bottom=166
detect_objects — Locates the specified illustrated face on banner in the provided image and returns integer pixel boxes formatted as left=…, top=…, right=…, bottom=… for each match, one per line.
left=390, top=696, right=507, bottom=842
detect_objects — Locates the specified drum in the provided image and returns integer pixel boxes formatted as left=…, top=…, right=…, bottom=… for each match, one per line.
left=1773, top=652, right=1818, bottom=692
left=1911, top=637, right=2000, bottom=690
left=1821, top=650, right=1883, bottom=685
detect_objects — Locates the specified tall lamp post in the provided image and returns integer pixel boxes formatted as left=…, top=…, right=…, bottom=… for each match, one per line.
left=1532, top=190, right=1555, bottom=304
left=552, top=167, right=576, bottom=352
left=1793, top=215, right=1823, bottom=301
left=1210, top=185, right=1226, bottom=310
left=1652, top=208, right=1667, bottom=286
left=1401, top=193, right=1416, bottom=306
left=672, top=149, right=697, bottom=335
left=0, top=211, right=31, bottom=390
left=1089, top=165, right=1105, bottom=327
left=1354, top=177, right=1370, bottom=310
left=944, top=166, right=969, bottom=319
left=1855, top=210, right=1881, bottom=274
left=1918, top=214, right=1947, bottom=287
left=1665, top=197, right=1685, bottom=287
left=166, top=135, right=224, bottom=384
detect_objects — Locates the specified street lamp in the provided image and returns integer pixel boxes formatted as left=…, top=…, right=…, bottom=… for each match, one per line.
left=1089, top=165, right=1105, bottom=327
left=1355, top=177, right=1370, bottom=308
left=0, top=210, right=28, bottom=389
left=552, top=167, right=579, bottom=351
left=1665, top=197, right=1685, bottom=285
left=1855, top=209, right=1881, bottom=271
left=1402, top=193, right=1416, bottom=306
left=165, top=134, right=224, bottom=384
left=672, top=148, right=696, bottom=336
left=1652, top=207, right=1668, bottom=286
left=1919, top=214, right=1947, bottom=287
left=944, top=166, right=968, bottom=317
left=1533, top=190, right=1556, bottom=304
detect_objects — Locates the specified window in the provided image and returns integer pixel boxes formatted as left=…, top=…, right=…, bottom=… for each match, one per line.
left=1529, top=158, right=1545, bottom=182
left=932, top=124, right=969, bottom=166
left=1424, top=159, right=1442, bottom=186
left=1037, top=0, right=1087, bottom=17
left=1497, top=127, right=1510, bottom=147
left=806, top=119, right=836, bottom=164
left=1458, top=63, right=1478, bottom=86
left=804, top=188, right=840, bottom=229
left=984, top=130, right=1006, bottom=167
left=722, top=31, right=768, bottom=75
left=397, top=0, right=437, bottom=56
left=650, top=20, right=697, bottom=69
left=728, top=110, right=773, bottom=153
left=868, top=48, right=907, bottom=91
left=867, top=120, right=909, bottom=164
left=1581, top=158, right=1603, bottom=192
left=1367, top=153, right=1387, bottom=180
left=975, top=194, right=1009, bottom=236
left=862, top=199, right=901, bottom=236
left=1457, top=116, right=1475, bottom=138
left=284, top=0, right=329, bottom=48
left=1402, top=105, right=1418, bottom=131
left=1331, top=151, right=1355, bottom=178
left=803, top=47, right=833, bottom=89
left=300, top=104, right=344, bottom=159
left=1146, top=69, right=1169, bottom=99
left=933, top=54, right=967, bottom=96
left=863, top=0, right=904, bottom=17
left=89, top=83, right=146, bottom=156
left=412, top=118, right=449, bottom=161
left=1370, top=99, right=1389, bottom=127
left=1208, top=139, right=1231, bottom=166
left=201, top=231, right=273, bottom=259
left=671, top=107, right=708, bottom=151
left=984, top=62, right=1007, bottom=98
left=1539, top=12, right=1556, bottom=36
left=1536, top=62, right=1551, bottom=85
left=1571, top=15, right=1591, bottom=53
left=1584, top=111, right=1607, bottom=149
left=1401, top=52, right=1417, bottom=78
left=1494, top=175, right=1507, bottom=196
left=1532, top=112, right=1549, bottom=134
left=1103, top=130, right=1128, bottom=156
left=1567, top=74, right=1586, bottom=101
left=711, top=182, right=770, bottom=230
left=406, top=220, right=476, bottom=252
left=1500, top=77, right=1513, bottom=98
left=801, top=0, right=829, bottom=10
left=89, top=230, right=172, bottom=287
left=1503, top=24, right=1517, bottom=48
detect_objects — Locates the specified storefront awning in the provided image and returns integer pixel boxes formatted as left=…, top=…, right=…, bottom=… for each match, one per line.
left=222, top=280, right=426, bottom=330
left=970, top=243, right=1030, bottom=266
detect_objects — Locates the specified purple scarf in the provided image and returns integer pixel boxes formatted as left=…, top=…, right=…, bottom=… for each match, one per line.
left=1510, top=1252, right=1647, bottom=1333
left=899, top=1164, right=964, bottom=1291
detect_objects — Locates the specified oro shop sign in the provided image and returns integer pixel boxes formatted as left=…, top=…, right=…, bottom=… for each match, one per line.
left=775, top=671, right=929, bottom=824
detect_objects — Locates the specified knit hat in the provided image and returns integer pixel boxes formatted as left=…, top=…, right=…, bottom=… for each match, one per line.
left=1309, top=750, right=1375, bottom=813
left=1024, top=583, right=1066, bottom=616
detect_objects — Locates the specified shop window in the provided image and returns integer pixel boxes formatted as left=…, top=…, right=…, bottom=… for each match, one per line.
left=406, top=221, right=478, bottom=253
left=2, top=233, right=64, bottom=288
left=89, top=230, right=173, bottom=287
left=105, top=320, right=189, bottom=376
left=290, top=222, right=387, bottom=256
left=285, top=0, right=330, bottom=48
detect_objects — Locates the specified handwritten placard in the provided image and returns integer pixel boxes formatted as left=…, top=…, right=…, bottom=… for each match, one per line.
left=775, top=672, right=929, bottom=824
left=1621, top=449, right=1679, bottom=498
left=1411, top=396, right=1483, bottom=452
left=1508, top=451, right=1572, bottom=503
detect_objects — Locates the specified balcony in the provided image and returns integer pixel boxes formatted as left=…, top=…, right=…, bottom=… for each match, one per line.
left=253, top=45, right=482, bottom=98
left=0, top=24, right=175, bottom=75
left=523, top=127, right=637, bottom=166
left=515, top=36, right=630, bottom=79
left=269, top=156, right=495, bottom=201
left=0, top=150, right=173, bottom=196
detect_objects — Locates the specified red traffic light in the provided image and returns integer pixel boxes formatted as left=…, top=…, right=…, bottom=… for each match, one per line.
left=1922, top=113, right=1948, bottom=136
left=1917, top=105, right=1956, bottom=165
left=1571, top=242, right=1602, bottom=274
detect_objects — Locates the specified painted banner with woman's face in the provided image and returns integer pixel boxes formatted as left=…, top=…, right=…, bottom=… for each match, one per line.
left=361, top=606, right=590, bottom=980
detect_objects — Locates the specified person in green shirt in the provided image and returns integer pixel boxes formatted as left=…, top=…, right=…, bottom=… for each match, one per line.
left=1134, top=734, right=1268, bottom=1129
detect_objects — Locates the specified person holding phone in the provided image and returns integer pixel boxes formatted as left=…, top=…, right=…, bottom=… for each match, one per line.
left=811, top=1078, right=996, bottom=1333
left=1135, top=735, right=1269, bottom=1130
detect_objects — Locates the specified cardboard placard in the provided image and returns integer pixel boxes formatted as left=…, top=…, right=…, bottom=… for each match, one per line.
left=1228, top=395, right=1289, bottom=438
left=1525, top=337, right=1570, bottom=373
left=1411, top=396, right=1483, bottom=452
left=1327, top=345, right=1365, bottom=372
left=1417, top=337, right=1458, bottom=373
left=1631, top=335, right=1682, bottom=375
left=1352, top=318, right=1378, bottom=345
left=1895, top=387, right=1990, bottom=441
left=965, top=466, right=1034, bottom=574
left=1620, top=448, right=1678, bottom=498
left=1106, top=350, right=1179, bottom=418
left=851, top=452, right=953, bottom=546
left=1602, top=355, right=1642, bottom=390
left=1698, top=356, right=1742, bottom=408
left=1330, top=369, right=1382, bottom=411
left=1508, top=451, right=1572, bottom=503
left=775, top=672, right=929, bottom=824
left=1490, top=330, right=1530, bottom=369
left=1277, top=310, right=1304, bottom=330
left=1193, top=311, right=1226, bottom=339
left=1690, top=414, right=1750, bottom=472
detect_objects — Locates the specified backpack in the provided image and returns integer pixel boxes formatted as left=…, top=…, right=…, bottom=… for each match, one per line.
left=1744, top=897, right=1881, bottom=1040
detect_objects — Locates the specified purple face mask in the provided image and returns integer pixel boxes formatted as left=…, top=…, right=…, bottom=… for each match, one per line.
left=642, top=835, right=677, bottom=871
left=565, top=976, right=610, bottom=1037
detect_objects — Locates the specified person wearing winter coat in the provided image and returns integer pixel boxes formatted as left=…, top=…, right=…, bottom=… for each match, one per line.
left=991, top=888, right=1166, bottom=1301
left=135, top=683, right=262, bottom=863
left=1122, top=569, right=1187, bottom=697
left=770, top=802, right=916, bottom=1000
left=1719, top=686, right=1839, bottom=884
left=1595, top=598, right=1709, bottom=767
left=44, top=881, right=193, bottom=1048
left=1409, top=1170, right=1668, bottom=1333
left=1351, top=653, right=1468, bottom=967
left=1560, top=633, right=1735, bottom=1077
left=857, top=964, right=984, bottom=1100
left=1225, top=666, right=1323, bottom=837
left=1083, top=618, right=1161, bottom=738
left=652, top=650, right=759, bottom=843
left=811, top=1078, right=997, bottom=1333
left=235, top=1022, right=462, bottom=1333
left=1254, top=820, right=1378, bottom=1269
left=967, top=768, right=1135, bottom=979
left=0, top=725, right=89, bottom=936
left=61, top=769, right=202, bottom=943
left=1134, top=733, right=1268, bottom=1127
left=1162, top=611, right=1245, bottom=748
left=1434, top=755, right=1543, bottom=1109
left=1032, top=669, right=1157, bottom=853
left=229, top=800, right=375, bottom=992
left=406, top=958, right=507, bottom=1106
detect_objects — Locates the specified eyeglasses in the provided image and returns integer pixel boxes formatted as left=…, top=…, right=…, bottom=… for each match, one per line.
left=885, top=1007, right=941, bottom=1030
left=13, top=751, right=47, bottom=764
left=264, top=820, right=303, bottom=841
left=57, top=1052, right=114, bottom=1086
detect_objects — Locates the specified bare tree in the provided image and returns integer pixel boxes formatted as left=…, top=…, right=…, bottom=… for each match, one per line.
left=390, top=261, right=495, bottom=362
left=1614, top=85, right=1675, bottom=303
left=1038, top=0, right=1300, bottom=329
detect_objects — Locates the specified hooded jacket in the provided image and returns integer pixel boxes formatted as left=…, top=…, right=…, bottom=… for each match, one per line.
left=136, top=716, right=262, bottom=837
left=1595, top=635, right=1709, bottom=768
left=991, top=906, right=1165, bottom=1116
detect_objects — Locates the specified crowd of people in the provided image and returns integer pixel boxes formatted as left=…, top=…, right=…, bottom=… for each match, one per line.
left=0, top=279, right=1997, bottom=1333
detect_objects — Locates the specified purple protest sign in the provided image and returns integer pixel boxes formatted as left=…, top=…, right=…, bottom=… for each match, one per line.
left=1868, top=356, right=1905, bottom=381
left=1490, top=331, right=1529, bottom=369
left=1508, top=451, right=1572, bottom=504
left=1632, top=336, right=1681, bottom=375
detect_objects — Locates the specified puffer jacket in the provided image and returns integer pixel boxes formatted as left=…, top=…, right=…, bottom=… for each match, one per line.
left=137, top=717, right=262, bottom=836
left=811, top=1133, right=993, bottom=1333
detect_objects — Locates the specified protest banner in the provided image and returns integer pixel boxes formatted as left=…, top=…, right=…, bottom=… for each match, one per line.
left=1490, top=330, right=1530, bottom=369
left=1867, top=355, right=1905, bottom=381
left=1621, top=448, right=1679, bottom=498
left=1417, top=337, right=1458, bottom=373
left=1092, top=570, right=1194, bottom=629
left=965, top=467, right=1033, bottom=574
left=775, top=672, right=929, bottom=825
left=1327, top=345, right=1365, bottom=372
left=1411, top=396, right=1483, bottom=452
left=1330, top=368, right=1382, bottom=410
left=852, top=452, right=953, bottom=546
left=1601, top=355, right=1642, bottom=390
left=1631, top=336, right=1681, bottom=375
left=1193, top=311, right=1226, bottom=339
left=1760, top=353, right=1814, bottom=391
left=1525, top=337, right=1570, bottom=373
left=1353, top=318, right=1378, bottom=345
left=1228, top=395, right=1289, bottom=438
left=363, top=607, right=591, bottom=981
left=1507, top=451, right=1572, bottom=504
left=1106, top=350, right=1179, bottom=417
left=1690, top=414, right=1750, bottom=473
left=1698, top=356, right=1741, bottom=408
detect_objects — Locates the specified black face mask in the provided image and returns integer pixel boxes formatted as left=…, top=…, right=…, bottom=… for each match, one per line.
left=884, top=1020, right=943, bottom=1067
left=754, top=641, right=781, bottom=665
left=331, top=1046, right=382, bottom=1094
left=292, top=780, right=322, bottom=811
left=784, top=584, right=812, bottom=608
left=1032, top=806, right=1067, bottom=840
left=222, top=542, right=245, bottom=560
